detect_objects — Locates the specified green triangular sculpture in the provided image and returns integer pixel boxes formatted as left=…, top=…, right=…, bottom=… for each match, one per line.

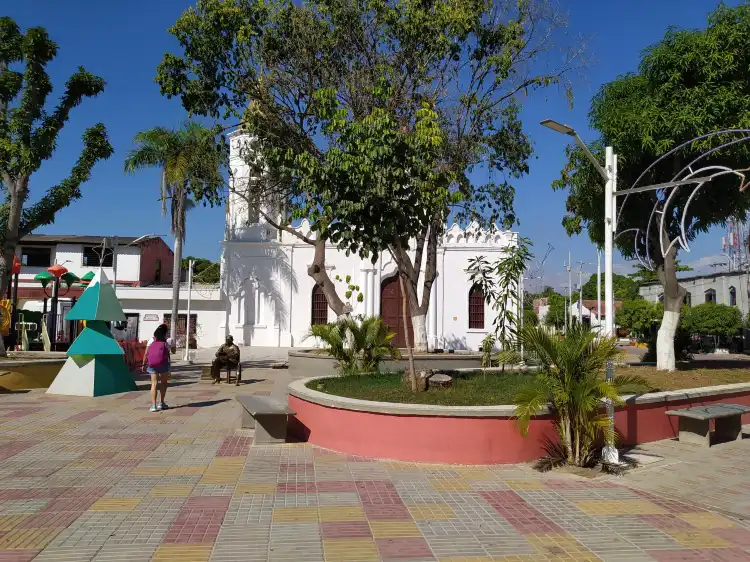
left=47, top=269, right=137, bottom=397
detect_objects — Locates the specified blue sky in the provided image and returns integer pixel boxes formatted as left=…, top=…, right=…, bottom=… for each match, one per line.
left=4, top=0, right=741, bottom=291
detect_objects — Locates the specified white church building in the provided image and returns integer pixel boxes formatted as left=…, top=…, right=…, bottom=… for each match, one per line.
left=219, top=130, right=519, bottom=351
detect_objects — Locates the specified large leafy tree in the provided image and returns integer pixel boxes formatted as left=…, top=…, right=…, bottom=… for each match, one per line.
left=615, top=299, right=661, bottom=341
left=682, top=302, right=742, bottom=339
left=156, top=0, right=583, bottom=349
left=579, top=272, right=640, bottom=301
left=628, top=261, right=692, bottom=285
left=553, top=3, right=750, bottom=371
left=124, top=122, right=225, bottom=343
left=0, top=17, right=113, bottom=354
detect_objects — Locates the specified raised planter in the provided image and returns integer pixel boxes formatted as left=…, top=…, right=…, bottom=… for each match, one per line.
left=287, top=378, right=750, bottom=464
left=0, top=352, right=67, bottom=391
left=288, top=348, right=485, bottom=378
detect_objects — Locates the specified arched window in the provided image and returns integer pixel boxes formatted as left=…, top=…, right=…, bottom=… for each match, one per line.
left=729, top=286, right=737, bottom=306
left=468, top=285, right=485, bottom=329
left=705, top=288, right=717, bottom=304
left=311, top=285, right=329, bottom=325
left=684, top=292, right=691, bottom=307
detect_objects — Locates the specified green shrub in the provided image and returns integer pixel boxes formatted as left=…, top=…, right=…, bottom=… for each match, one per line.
left=307, top=315, right=400, bottom=374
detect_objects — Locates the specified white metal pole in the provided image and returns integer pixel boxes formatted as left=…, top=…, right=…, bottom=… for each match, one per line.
left=519, top=274, right=524, bottom=360
left=111, top=237, right=119, bottom=297
left=183, top=260, right=193, bottom=362
left=568, top=251, right=572, bottom=328
left=564, top=290, right=567, bottom=334
left=597, top=251, right=602, bottom=332
left=603, top=146, right=618, bottom=465
left=578, top=266, right=583, bottom=324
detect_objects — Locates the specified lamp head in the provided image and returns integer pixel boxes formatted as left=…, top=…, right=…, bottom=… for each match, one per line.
left=540, top=119, right=576, bottom=136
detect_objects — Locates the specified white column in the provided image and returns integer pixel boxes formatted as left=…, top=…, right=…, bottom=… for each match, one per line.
left=369, top=269, right=376, bottom=317
left=428, top=275, right=438, bottom=349
left=604, top=146, right=615, bottom=337
left=254, top=281, right=261, bottom=325
left=257, top=287, right=265, bottom=326
left=362, top=270, right=371, bottom=317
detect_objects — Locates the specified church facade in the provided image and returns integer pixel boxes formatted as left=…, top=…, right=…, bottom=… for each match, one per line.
left=220, top=130, right=519, bottom=350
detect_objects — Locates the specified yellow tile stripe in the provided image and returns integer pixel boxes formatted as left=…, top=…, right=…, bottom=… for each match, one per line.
left=89, top=498, right=142, bottom=511
left=272, top=507, right=319, bottom=523
left=323, top=538, right=379, bottom=561
left=0, top=527, right=63, bottom=549
left=430, top=479, right=472, bottom=492
left=149, top=485, right=194, bottom=497
left=668, top=530, right=731, bottom=548
left=0, top=515, right=28, bottom=531
left=504, top=479, right=545, bottom=490
left=408, top=503, right=456, bottom=520
left=319, top=506, right=365, bottom=522
left=678, top=512, right=737, bottom=529
left=200, top=457, right=244, bottom=485
left=152, top=544, right=212, bottom=562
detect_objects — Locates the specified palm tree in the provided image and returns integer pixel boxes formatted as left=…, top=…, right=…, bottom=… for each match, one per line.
left=307, top=316, right=400, bottom=374
left=124, top=122, right=224, bottom=344
left=510, top=324, right=647, bottom=468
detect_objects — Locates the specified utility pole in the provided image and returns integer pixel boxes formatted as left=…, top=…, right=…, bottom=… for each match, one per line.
left=597, top=251, right=602, bottom=333
left=564, top=252, right=572, bottom=329
left=183, top=260, right=194, bottom=363
left=563, top=284, right=568, bottom=334
left=577, top=262, right=585, bottom=324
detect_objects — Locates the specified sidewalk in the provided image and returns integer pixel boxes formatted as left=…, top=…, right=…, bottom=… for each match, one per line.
left=1, top=368, right=750, bottom=561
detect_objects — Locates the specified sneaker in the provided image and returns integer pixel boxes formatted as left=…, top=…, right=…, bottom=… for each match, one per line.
left=150, top=405, right=159, bottom=412
left=159, top=403, right=169, bottom=410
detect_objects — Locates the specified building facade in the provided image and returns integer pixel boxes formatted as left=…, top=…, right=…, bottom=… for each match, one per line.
left=220, top=130, right=519, bottom=350
left=12, top=234, right=225, bottom=349
left=639, top=271, right=750, bottom=316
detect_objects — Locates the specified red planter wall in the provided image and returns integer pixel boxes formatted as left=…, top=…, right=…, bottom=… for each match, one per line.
left=288, top=388, right=750, bottom=465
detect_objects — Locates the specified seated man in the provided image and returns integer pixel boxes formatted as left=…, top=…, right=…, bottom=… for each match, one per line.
left=212, top=335, right=241, bottom=385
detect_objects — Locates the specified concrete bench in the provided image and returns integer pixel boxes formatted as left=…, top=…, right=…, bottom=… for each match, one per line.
left=666, top=404, right=750, bottom=447
left=236, top=395, right=296, bottom=444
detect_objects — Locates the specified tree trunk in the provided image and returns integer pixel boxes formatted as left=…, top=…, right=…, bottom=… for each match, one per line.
left=0, top=179, right=27, bottom=357
left=308, top=239, right=352, bottom=318
left=400, top=274, right=417, bottom=392
left=170, top=235, right=183, bottom=344
left=655, top=235, right=686, bottom=371
left=390, top=220, right=440, bottom=353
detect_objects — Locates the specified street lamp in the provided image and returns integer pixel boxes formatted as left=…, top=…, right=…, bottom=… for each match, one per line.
left=541, top=118, right=619, bottom=465
left=542, top=118, right=718, bottom=466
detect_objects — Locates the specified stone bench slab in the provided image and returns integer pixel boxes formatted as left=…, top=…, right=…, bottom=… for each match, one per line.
left=665, top=404, right=749, bottom=447
left=236, top=396, right=295, bottom=444
left=665, top=404, right=750, bottom=421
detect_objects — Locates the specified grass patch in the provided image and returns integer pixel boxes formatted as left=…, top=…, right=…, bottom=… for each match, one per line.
left=617, top=364, right=750, bottom=392
left=307, top=371, right=534, bottom=406
left=307, top=363, right=750, bottom=406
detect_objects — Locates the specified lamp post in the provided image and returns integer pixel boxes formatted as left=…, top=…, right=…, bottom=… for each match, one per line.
left=542, top=118, right=619, bottom=464
left=542, top=118, right=715, bottom=465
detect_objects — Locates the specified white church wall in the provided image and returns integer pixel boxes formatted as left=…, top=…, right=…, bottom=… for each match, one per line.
left=222, top=129, right=521, bottom=350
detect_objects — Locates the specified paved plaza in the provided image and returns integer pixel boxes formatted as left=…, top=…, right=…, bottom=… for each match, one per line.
left=1, top=363, right=750, bottom=561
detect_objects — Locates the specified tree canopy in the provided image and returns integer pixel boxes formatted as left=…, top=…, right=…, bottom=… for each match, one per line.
left=182, top=256, right=219, bottom=284
left=579, top=272, right=640, bottom=301
left=615, top=299, right=661, bottom=341
left=0, top=17, right=112, bottom=294
left=156, top=0, right=583, bottom=348
left=682, top=302, right=742, bottom=338
left=629, top=262, right=692, bottom=285
left=551, top=2, right=750, bottom=369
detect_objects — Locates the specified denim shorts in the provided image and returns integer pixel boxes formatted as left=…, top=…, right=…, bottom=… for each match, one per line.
left=147, top=365, right=170, bottom=375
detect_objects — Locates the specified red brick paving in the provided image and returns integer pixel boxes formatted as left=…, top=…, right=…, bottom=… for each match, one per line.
left=216, top=436, right=253, bottom=457
left=0, top=550, right=41, bottom=562
left=316, top=480, right=358, bottom=493
left=321, top=521, right=373, bottom=539
left=711, top=527, right=750, bottom=547
left=481, top=490, right=564, bottom=535
left=363, top=504, right=413, bottom=520
left=277, top=482, right=317, bottom=494
left=375, top=537, right=435, bottom=560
